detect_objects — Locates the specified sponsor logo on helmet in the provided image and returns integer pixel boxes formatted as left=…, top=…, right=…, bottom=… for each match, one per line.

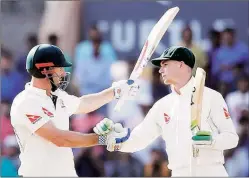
left=35, top=62, right=55, bottom=69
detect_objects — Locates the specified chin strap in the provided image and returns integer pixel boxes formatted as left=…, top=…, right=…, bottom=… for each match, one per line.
left=49, top=78, right=58, bottom=92
left=43, top=68, right=70, bottom=92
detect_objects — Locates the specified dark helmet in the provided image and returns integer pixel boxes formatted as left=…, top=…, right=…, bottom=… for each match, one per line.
left=26, top=44, right=72, bottom=78
left=26, top=44, right=72, bottom=91
left=151, top=46, right=195, bottom=69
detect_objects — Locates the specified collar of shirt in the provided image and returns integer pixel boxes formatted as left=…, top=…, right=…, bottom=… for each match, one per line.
left=25, top=82, right=48, bottom=97
left=171, top=77, right=194, bottom=97
left=25, top=83, right=61, bottom=96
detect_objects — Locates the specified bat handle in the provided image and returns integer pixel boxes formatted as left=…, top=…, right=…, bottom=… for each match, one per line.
left=114, top=79, right=134, bottom=112
left=114, top=95, right=126, bottom=112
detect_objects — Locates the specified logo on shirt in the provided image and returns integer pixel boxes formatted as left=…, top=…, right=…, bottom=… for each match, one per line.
left=26, top=114, right=42, bottom=124
left=164, top=113, right=170, bottom=124
left=59, top=99, right=66, bottom=108
left=223, top=108, right=231, bottom=119
left=42, top=107, right=54, bottom=117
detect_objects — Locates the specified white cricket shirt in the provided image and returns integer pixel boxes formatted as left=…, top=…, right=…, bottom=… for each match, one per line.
left=120, top=77, right=239, bottom=170
left=10, top=83, right=81, bottom=176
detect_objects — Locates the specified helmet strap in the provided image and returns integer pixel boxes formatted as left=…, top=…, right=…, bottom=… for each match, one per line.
left=49, top=77, right=58, bottom=92
left=42, top=68, right=58, bottom=92
left=43, top=68, right=70, bottom=92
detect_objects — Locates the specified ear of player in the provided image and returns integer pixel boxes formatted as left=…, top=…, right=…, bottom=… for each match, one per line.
left=94, top=118, right=131, bottom=151
left=112, top=79, right=139, bottom=99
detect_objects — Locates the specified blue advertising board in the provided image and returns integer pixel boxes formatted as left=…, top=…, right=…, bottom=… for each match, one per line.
left=82, top=1, right=248, bottom=58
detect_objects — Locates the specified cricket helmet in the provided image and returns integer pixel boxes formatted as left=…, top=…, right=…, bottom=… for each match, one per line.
left=151, top=46, right=195, bottom=68
left=26, top=44, right=72, bottom=78
left=26, top=44, right=72, bottom=91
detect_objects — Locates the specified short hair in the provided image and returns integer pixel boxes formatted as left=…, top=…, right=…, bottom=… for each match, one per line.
left=27, top=33, right=38, bottom=45
left=1, top=99, right=11, bottom=105
left=237, top=75, right=249, bottom=83
left=48, top=33, right=58, bottom=45
left=182, top=25, right=192, bottom=34
left=89, top=23, right=100, bottom=33
left=239, top=116, right=249, bottom=125
left=223, top=28, right=235, bottom=34
left=1, top=46, right=13, bottom=61
left=209, top=29, right=220, bottom=37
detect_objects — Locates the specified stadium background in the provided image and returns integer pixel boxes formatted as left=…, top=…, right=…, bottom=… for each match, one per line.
left=1, top=1, right=249, bottom=177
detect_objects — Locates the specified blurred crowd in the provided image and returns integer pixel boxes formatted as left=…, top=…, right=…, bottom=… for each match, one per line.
left=1, top=20, right=249, bottom=177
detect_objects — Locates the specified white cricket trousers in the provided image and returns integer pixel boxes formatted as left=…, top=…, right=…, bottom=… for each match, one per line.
left=172, top=164, right=228, bottom=177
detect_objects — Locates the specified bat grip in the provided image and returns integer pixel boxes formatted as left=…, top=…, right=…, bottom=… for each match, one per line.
left=114, top=95, right=126, bottom=112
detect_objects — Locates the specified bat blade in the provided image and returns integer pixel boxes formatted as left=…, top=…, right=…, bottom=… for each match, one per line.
left=114, top=7, right=180, bottom=112
left=190, top=67, right=206, bottom=176
left=191, top=67, right=206, bottom=131
left=130, top=6, right=180, bottom=80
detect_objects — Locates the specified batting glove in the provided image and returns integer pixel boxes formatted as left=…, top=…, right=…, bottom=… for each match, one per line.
left=192, top=130, right=213, bottom=147
left=112, top=79, right=139, bottom=99
left=98, top=123, right=130, bottom=152
left=93, top=118, right=114, bottom=135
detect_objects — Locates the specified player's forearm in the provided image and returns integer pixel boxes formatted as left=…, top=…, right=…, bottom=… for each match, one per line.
left=75, top=87, right=114, bottom=114
left=120, top=138, right=146, bottom=153
left=120, top=129, right=158, bottom=153
left=212, top=132, right=239, bottom=150
left=53, top=130, right=100, bottom=148
left=120, top=106, right=161, bottom=152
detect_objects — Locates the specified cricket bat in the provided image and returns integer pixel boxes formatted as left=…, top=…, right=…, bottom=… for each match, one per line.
left=190, top=67, right=206, bottom=176
left=191, top=67, right=206, bottom=133
left=114, top=6, right=180, bottom=111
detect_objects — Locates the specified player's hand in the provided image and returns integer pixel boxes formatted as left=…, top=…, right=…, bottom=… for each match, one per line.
left=98, top=123, right=130, bottom=151
left=93, top=118, right=114, bottom=135
left=112, top=79, right=139, bottom=99
left=106, top=123, right=131, bottom=152
left=192, top=130, right=213, bottom=147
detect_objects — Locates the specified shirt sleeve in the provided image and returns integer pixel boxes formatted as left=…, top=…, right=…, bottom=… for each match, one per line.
left=210, top=92, right=239, bottom=150
left=120, top=102, right=162, bottom=153
left=19, top=101, right=52, bottom=133
left=59, top=91, right=81, bottom=116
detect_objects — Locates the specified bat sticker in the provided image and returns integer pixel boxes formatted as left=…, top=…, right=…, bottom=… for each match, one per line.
left=191, top=87, right=196, bottom=105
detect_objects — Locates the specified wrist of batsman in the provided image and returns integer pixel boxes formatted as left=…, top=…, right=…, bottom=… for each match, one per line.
left=98, top=128, right=131, bottom=146
left=98, top=135, right=107, bottom=145
left=192, top=130, right=213, bottom=145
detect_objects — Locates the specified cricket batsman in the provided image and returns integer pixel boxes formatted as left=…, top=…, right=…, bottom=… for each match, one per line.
left=94, top=46, right=239, bottom=176
left=10, top=44, right=136, bottom=176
